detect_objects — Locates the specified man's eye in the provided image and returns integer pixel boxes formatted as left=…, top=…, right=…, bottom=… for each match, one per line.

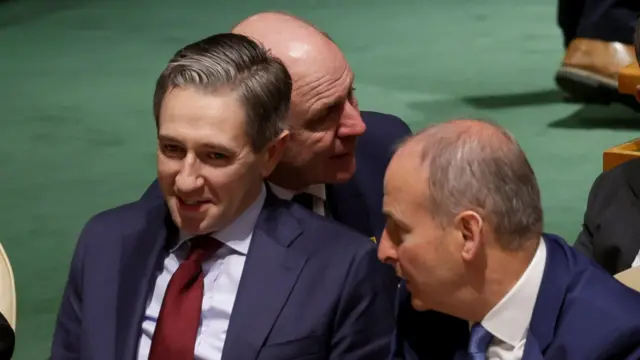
left=162, top=144, right=184, bottom=156
left=208, top=152, right=227, bottom=160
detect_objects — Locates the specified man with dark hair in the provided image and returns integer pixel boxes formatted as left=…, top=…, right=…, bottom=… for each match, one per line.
left=142, top=12, right=412, bottom=243
left=555, top=0, right=640, bottom=106
left=50, top=33, right=395, bottom=360
left=379, top=119, right=640, bottom=359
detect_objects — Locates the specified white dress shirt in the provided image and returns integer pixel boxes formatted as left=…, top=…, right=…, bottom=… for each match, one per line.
left=268, top=182, right=327, bottom=216
left=480, top=238, right=547, bottom=360
left=136, top=184, right=266, bottom=360
left=631, top=251, right=640, bottom=268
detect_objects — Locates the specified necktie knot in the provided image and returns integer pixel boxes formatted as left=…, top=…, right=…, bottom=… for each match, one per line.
left=186, top=235, right=222, bottom=265
left=468, top=323, right=493, bottom=358
left=291, top=192, right=315, bottom=211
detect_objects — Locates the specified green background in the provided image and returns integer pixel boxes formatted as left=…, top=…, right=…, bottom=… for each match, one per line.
left=0, top=0, right=638, bottom=358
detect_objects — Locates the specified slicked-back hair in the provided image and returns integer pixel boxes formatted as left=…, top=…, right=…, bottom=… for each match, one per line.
left=153, top=33, right=292, bottom=152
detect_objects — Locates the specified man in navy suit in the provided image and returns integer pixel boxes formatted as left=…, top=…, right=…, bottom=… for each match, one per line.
left=378, top=119, right=640, bottom=359
left=51, top=33, right=396, bottom=360
left=142, top=12, right=412, bottom=242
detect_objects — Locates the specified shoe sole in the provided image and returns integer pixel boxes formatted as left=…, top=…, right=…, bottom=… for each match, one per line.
left=555, top=66, right=640, bottom=110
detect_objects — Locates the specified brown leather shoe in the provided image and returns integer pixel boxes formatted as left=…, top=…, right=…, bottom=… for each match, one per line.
left=555, top=38, right=635, bottom=105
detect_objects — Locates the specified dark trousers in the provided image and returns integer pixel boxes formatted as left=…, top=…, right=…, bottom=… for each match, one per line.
left=558, top=0, right=640, bottom=47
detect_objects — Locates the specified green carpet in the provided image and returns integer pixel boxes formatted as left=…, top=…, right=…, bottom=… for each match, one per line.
left=0, top=0, right=638, bottom=358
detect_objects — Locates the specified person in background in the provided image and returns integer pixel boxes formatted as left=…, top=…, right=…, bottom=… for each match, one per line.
left=556, top=0, right=640, bottom=106
left=379, top=119, right=640, bottom=359
left=50, top=33, right=396, bottom=360
left=573, top=25, right=640, bottom=275
left=142, top=12, right=412, bottom=243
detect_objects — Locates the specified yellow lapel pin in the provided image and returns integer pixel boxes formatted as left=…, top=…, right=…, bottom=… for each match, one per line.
left=370, top=237, right=377, bottom=244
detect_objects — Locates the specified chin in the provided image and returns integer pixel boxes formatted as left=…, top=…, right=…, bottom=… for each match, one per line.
left=410, top=296, right=430, bottom=311
left=168, top=201, right=219, bottom=235
left=328, top=160, right=357, bottom=184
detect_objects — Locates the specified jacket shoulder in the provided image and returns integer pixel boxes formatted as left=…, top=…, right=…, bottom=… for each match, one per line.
left=289, top=205, right=376, bottom=254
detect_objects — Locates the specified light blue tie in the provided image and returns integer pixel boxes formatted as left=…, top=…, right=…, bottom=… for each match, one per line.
left=467, top=323, right=493, bottom=360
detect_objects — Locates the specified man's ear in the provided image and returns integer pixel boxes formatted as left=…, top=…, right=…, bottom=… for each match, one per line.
left=260, top=130, right=289, bottom=177
left=454, top=210, right=483, bottom=262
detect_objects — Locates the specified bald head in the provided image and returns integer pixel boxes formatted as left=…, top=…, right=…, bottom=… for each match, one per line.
left=403, top=119, right=515, bottom=157
left=232, top=12, right=344, bottom=77
left=393, top=119, right=543, bottom=249
left=230, top=12, right=363, bottom=189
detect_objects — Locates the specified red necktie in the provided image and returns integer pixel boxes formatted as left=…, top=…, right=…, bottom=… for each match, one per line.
left=148, top=235, right=222, bottom=360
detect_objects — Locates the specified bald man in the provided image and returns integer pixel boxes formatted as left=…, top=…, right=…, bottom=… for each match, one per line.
left=142, top=12, right=412, bottom=243
left=379, top=120, right=640, bottom=359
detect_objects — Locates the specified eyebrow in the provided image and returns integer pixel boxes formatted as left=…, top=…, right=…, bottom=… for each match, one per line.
left=383, top=208, right=411, bottom=229
left=157, top=134, right=236, bottom=154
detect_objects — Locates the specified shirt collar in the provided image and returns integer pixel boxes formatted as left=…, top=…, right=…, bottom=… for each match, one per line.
left=481, top=237, right=547, bottom=347
left=173, top=183, right=266, bottom=255
left=268, top=181, right=326, bottom=201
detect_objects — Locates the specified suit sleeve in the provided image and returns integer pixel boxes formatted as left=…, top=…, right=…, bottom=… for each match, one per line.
left=0, top=311, right=14, bottom=360
left=573, top=171, right=606, bottom=258
left=50, top=223, right=90, bottom=360
left=330, top=245, right=397, bottom=359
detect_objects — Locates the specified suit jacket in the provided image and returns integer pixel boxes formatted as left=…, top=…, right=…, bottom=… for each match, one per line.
left=574, top=158, right=640, bottom=274
left=391, top=234, right=640, bottom=360
left=140, top=111, right=412, bottom=242
left=0, top=312, right=13, bottom=360
left=50, top=189, right=397, bottom=360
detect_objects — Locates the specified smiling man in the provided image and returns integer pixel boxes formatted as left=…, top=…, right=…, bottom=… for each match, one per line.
left=50, top=33, right=395, bottom=360
left=141, top=12, right=412, bottom=242
left=379, top=119, right=640, bottom=360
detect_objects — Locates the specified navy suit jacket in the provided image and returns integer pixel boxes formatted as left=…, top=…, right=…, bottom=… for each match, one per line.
left=391, top=234, right=640, bottom=360
left=50, top=190, right=397, bottom=360
left=140, top=111, right=412, bottom=242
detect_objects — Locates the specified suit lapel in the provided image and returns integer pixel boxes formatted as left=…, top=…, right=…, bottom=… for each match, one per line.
left=522, top=331, right=544, bottom=360
left=115, top=203, right=174, bottom=360
left=527, top=235, right=570, bottom=354
left=326, top=182, right=373, bottom=238
left=222, top=192, right=307, bottom=360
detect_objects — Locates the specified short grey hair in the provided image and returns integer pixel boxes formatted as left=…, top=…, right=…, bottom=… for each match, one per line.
left=411, top=120, right=543, bottom=250
left=153, top=33, right=292, bottom=152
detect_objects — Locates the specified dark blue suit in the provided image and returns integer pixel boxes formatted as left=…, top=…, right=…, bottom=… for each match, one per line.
left=391, top=234, right=640, bottom=360
left=50, top=190, right=397, bottom=359
left=140, top=111, right=412, bottom=242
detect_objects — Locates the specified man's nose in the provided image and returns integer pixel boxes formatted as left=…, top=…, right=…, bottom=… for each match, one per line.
left=336, top=102, right=366, bottom=138
left=175, top=156, right=204, bottom=193
left=377, top=230, right=397, bottom=265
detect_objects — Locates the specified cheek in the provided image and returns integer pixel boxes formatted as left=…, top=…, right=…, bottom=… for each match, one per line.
left=286, top=131, right=333, bottom=159
left=202, top=164, right=254, bottom=194
left=397, top=242, right=427, bottom=276
left=157, top=158, right=178, bottom=191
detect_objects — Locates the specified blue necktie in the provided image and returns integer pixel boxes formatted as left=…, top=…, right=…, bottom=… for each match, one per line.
left=467, top=323, right=493, bottom=360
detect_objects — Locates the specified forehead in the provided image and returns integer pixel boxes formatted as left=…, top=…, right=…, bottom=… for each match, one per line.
left=158, top=87, right=249, bottom=148
left=289, top=53, right=353, bottom=119
left=384, top=147, right=426, bottom=209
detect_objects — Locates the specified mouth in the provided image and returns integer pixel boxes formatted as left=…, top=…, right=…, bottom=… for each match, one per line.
left=330, top=152, right=352, bottom=160
left=177, top=197, right=211, bottom=212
